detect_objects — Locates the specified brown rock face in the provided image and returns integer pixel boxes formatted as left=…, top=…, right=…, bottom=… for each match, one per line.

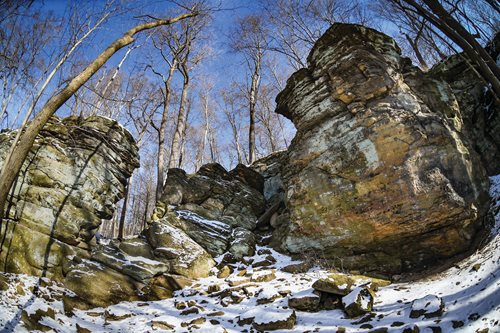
left=275, top=24, right=490, bottom=274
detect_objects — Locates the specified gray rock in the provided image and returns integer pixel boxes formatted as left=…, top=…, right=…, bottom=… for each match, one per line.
left=144, top=218, right=215, bottom=279
left=229, top=227, right=256, bottom=260
left=159, top=163, right=265, bottom=230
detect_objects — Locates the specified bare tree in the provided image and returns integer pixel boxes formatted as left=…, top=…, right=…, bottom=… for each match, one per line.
left=231, top=15, right=269, bottom=164
left=387, top=0, right=500, bottom=101
left=0, top=12, right=197, bottom=220
left=168, top=14, right=209, bottom=169
left=260, top=0, right=374, bottom=70
left=220, top=87, right=246, bottom=165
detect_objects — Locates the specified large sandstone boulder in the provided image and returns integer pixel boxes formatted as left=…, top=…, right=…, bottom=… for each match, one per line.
left=274, top=24, right=490, bottom=274
left=0, top=116, right=139, bottom=279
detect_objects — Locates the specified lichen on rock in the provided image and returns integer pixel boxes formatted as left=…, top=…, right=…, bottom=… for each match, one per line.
left=274, top=23, right=491, bottom=275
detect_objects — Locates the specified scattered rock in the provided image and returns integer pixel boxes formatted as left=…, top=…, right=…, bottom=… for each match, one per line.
left=180, top=307, right=199, bottom=316
left=252, top=309, right=296, bottom=331
left=151, top=320, right=175, bottom=330
left=217, top=266, right=232, bottom=279
left=181, top=316, right=206, bottom=327
left=226, top=276, right=251, bottom=287
left=251, top=270, right=276, bottom=283
left=75, top=323, right=92, bottom=333
left=410, top=295, right=445, bottom=319
left=312, top=273, right=390, bottom=296
left=257, top=288, right=282, bottom=304
left=288, top=289, right=321, bottom=312
left=342, top=286, right=375, bottom=318
left=21, top=307, right=55, bottom=332
left=282, top=261, right=312, bottom=274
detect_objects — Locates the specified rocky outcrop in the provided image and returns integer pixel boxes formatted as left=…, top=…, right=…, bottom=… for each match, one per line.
left=0, top=116, right=139, bottom=279
left=275, top=24, right=491, bottom=274
left=154, top=163, right=266, bottom=260
left=159, top=164, right=265, bottom=230
left=430, top=33, right=500, bottom=175
left=0, top=116, right=214, bottom=310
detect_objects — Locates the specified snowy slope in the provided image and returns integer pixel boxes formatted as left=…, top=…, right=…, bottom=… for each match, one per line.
left=1, top=176, right=499, bottom=333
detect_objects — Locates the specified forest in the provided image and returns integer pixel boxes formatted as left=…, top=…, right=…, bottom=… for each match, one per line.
left=0, top=1, right=499, bottom=331
left=1, top=0, right=497, bottom=239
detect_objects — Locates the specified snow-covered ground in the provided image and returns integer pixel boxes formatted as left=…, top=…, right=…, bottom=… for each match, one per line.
left=1, top=176, right=499, bottom=333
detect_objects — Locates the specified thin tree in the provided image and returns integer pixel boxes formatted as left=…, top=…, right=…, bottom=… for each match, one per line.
left=168, top=15, right=209, bottom=169
left=396, top=0, right=500, bottom=101
left=231, top=15, right=268, bottom=164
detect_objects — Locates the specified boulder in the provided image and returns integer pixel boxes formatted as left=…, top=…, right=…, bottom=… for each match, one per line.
left=312, top=273, right=390, bottom=296
left=288, top=289, right=321, bottom=312
left=341, top=286, right=375, bottom=318
left=0, top=116, right=139, bottom=278
left=409, top=294, right=445, bottom=318
left=252, top=308, right=296, bottom=331
left=229, top=227, right=256, bottom=260
left=275, top=23, right=490, bottom=274
left=144, top=219, right=215, bottom=279
left=159, top=163, right=265, bottom=230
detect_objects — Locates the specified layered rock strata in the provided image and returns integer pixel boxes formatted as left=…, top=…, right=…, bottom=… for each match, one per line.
left=275, top=24, right=491, bottom=274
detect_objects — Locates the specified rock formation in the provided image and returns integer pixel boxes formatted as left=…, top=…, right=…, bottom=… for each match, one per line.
left=154, top=163, right=266, bottom=259
left=0, top=23, right=497, bottom=314
left=0, top=116, right=214, bottom=310
left=0, top=116, right=139, bottom=279
left=274, top=23, right=491, bottom=274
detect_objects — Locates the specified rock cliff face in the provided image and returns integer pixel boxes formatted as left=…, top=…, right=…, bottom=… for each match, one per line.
left=0, top=116, right=214, bottom=310
left=430, top=33, right=500, bottom=175
left=275, top=24, right=491, bottom=274
left=0, top=116, right=139, bottom=279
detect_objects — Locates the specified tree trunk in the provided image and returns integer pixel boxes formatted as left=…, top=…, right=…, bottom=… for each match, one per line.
left=168, top=68, right=190, bottom=169
left=248, top=56, right=261, bottom=164
left=0, top=12, right=195, bottom=220
left=117, top=174, right=132, bottom=241
left=405, top=33, right=429, bottom=70
left=156, top=61, right=177, bottom=201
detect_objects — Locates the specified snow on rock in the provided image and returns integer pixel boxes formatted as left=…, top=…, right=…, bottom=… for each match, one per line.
left=252, top=308, right=296, bottom=331
left=0, top=175, right=499, bottom=332
left=409, top=294, right=444, bottom=318
left=341, top=286, right=374, bottom=318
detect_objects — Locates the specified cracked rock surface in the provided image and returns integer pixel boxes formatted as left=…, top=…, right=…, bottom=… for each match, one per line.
left=274, top=23, right=491, bottom=274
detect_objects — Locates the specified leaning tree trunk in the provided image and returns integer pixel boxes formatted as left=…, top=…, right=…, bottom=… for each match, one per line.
left=0, top=12, right=195, bottom=220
